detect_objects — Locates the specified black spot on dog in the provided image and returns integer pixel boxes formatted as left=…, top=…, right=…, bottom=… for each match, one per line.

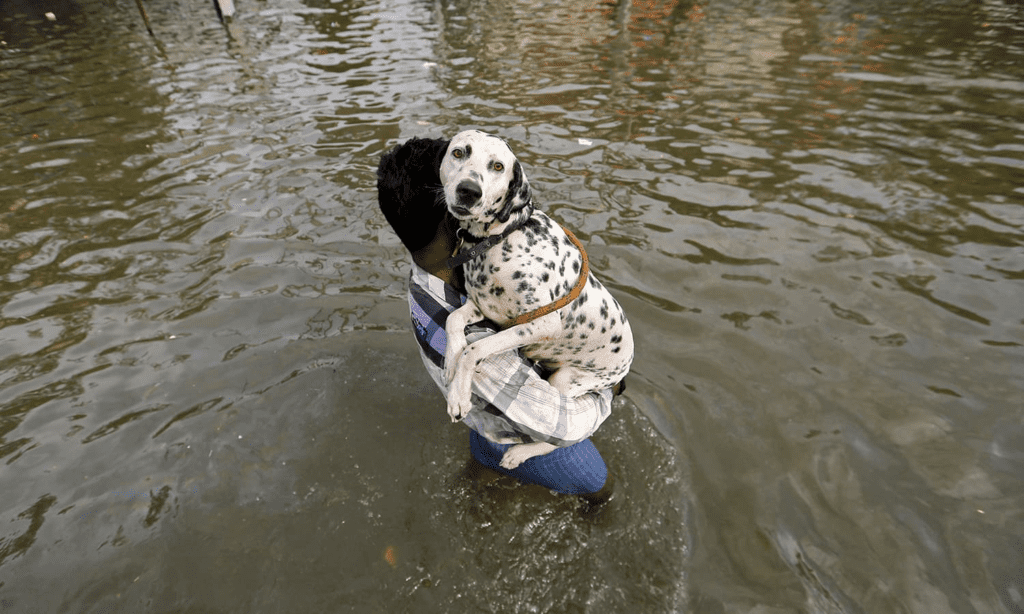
left=610, top=334, right=622, bottom=343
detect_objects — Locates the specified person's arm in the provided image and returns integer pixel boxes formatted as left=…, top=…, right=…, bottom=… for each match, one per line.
left=409, top=264, right=612, bottom=447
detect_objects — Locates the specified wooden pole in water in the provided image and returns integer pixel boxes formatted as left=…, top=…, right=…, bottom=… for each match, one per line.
left=133, top=0, right=155, bottom=36
left=214, top=0, right=235, bottom=20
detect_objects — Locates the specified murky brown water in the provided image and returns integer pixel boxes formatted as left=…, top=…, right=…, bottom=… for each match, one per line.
left=1, top=0, right=1022, bottom=611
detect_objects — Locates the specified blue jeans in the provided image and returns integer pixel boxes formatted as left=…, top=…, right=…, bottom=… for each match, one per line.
left=469, top=430, right=608, bottom=495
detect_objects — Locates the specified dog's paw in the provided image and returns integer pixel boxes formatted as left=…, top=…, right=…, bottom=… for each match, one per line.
left=446, top=367, right=474, bottom=422
left=499, top=446, right=533, bottom=470
left=499, top=442, right=558, bottom=470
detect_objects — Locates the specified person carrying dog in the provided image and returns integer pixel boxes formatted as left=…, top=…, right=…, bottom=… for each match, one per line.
left=376, top=136, right=617, bottom=506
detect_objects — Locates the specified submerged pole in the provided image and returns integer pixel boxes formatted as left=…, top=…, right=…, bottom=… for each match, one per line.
left=214, top=0, right=235, bottom=20
left=133, top=0, right=155, bottom=36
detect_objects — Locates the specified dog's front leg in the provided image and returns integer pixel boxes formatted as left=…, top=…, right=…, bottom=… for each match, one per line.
left=499, top=442, right=558, bottom=470
left=443, top=301, right=483, bottom=386
left=447, top=311, right=562, bottom=422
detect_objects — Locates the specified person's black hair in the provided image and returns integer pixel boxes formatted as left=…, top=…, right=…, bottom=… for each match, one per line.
left=376, top=137, right=451, bottom=252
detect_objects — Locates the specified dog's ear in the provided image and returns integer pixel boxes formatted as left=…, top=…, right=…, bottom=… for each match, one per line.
left=495, top=160, right=532, bottom=223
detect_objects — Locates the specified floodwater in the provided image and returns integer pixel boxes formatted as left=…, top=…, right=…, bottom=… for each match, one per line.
left=1, top=0, right=1022, bottom=611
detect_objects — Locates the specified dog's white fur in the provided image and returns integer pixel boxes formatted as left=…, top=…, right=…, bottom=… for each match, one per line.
left=439, top=130, right=633, bottom=469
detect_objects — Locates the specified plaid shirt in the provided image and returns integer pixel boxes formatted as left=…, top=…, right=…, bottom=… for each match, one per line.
left=408, top=263, right=613, bottom=446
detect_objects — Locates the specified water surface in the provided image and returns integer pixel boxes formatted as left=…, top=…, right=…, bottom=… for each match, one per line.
left=1, top=0, right=1022, bottom=612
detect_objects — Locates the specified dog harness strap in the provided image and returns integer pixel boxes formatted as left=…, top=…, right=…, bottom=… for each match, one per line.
left=510, top=226, right=589, bottom=326
left=444, top=213, right=531, bottom=270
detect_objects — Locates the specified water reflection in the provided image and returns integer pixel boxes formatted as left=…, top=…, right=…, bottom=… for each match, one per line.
left=0, top=0, right=1022, bottom=612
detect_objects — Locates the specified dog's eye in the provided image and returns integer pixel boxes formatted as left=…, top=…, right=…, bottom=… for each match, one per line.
left=493, top=162, right=504, bottom=172
left=452, top=148, right=464, bottom=159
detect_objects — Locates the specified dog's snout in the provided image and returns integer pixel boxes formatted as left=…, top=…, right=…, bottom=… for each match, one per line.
left=456, top=180, right=482, bottom=204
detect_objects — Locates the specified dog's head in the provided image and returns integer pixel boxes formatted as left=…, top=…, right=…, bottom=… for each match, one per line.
left=439, top=130, right=532, bottom=233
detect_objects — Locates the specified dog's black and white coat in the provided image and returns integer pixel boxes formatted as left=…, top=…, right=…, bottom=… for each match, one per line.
left=440, top=130, right=634, bottom=469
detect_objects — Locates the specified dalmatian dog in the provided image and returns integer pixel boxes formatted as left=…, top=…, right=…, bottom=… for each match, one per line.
left=440, top=130, right=634, bottom=470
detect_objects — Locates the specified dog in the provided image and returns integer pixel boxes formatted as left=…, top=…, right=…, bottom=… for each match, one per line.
left=440, top=130, right=634, bottom=469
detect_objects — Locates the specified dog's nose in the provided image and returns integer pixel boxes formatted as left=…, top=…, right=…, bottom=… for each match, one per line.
left=456, top=180, right=482, bottom=204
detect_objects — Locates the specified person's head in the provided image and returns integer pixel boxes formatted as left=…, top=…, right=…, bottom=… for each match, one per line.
left=376, top=136, right=452, bottom=254
left=377, top=137, right=463, bottom=282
